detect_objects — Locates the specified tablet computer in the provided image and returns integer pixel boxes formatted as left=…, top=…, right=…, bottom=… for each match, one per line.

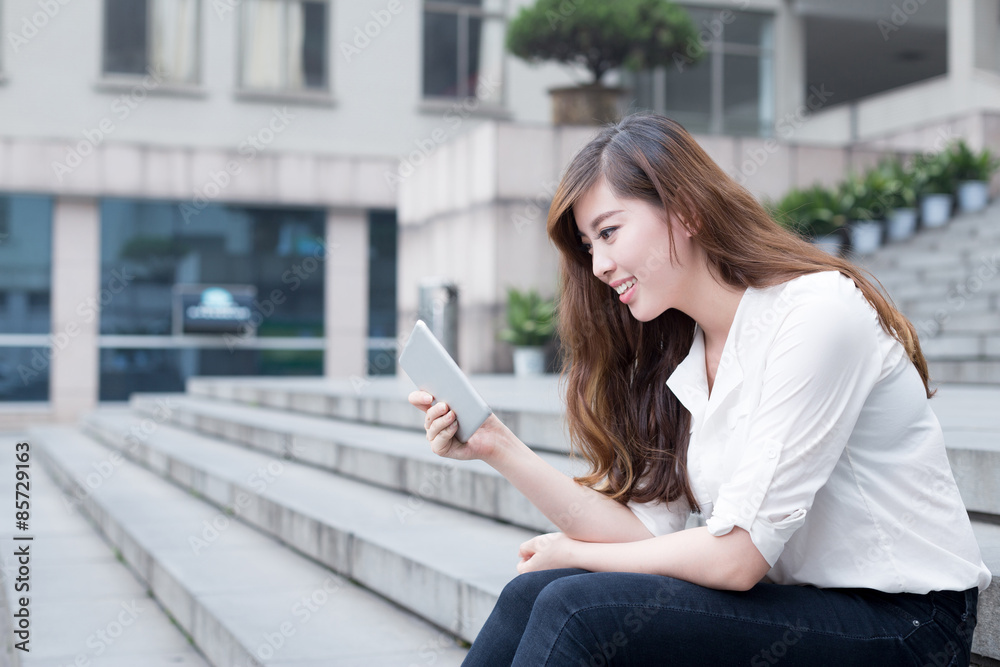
left=399, top=319, right=493, bottom=443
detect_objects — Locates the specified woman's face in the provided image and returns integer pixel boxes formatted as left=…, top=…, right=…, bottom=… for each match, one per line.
left=573, top=177, right=698, bottom=322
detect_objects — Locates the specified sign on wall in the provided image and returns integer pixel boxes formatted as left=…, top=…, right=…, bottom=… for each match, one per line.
left=173, top=284, right=258, bottom=335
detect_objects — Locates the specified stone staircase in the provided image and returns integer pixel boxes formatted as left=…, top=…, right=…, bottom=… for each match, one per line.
left=3, top=371, right=997, bottom=665
left=852, top=199, right=1000, bottom=384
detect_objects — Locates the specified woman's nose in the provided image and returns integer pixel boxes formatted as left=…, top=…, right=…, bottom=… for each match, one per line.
left=591, top=247, right=615, bottom=279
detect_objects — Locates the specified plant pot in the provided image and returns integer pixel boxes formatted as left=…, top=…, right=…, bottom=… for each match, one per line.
left=848, top=220, right=883, bottom=254
left=920, top=193, right=953, bottom=228
left=513, top=346, right=546, bottom=376
left=886, top=208, right=917, bottom=242
left=957, top=180, right=989, bottom=213
left=810, top=234, right=843, bottom=257
left=548, top=84, right=628, bottom=125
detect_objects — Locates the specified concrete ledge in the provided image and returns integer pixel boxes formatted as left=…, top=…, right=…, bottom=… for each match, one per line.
left=28, top=425, right=470, bottom=665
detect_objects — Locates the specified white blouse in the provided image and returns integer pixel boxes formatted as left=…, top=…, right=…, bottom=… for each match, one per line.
left=628, top=270, right=992, bottom=594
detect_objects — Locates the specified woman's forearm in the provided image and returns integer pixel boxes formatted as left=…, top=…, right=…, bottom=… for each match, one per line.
left=485, top=431, right=654, bottom=543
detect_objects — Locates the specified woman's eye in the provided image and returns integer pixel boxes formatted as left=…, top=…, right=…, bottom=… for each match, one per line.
left=598, top=227, right=616, bottom=240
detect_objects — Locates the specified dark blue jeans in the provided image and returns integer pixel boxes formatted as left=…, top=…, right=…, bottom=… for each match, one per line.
left=462, top=569, right=979, bottom=666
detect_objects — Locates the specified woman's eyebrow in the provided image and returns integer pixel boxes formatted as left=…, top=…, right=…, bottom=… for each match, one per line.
left=576, top=210, right=624, bottom=238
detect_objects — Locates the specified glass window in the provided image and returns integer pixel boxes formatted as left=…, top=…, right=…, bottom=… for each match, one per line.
left=423, top=0, right=504, bottom=103
left=0, top=196, right=52, bottom=335
left=100, top=199, right=326, bottom=337
left=240, top=0, right=328, bottom=91
left=0, top=195, right=53, bottom=402
left=99, top=348, right=322, bottom=401
left=624, top=7, right=774, bottom=137
left=103, top=0, right=199, bottom=84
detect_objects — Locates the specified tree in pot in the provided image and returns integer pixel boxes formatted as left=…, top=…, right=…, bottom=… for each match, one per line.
left=498, top=287, right=556, bottom=376
left=506, top=0, right=701, bottom=125
left=911, top=150, right=956, bottom=228
left=947, top=140, right=999, bottom=214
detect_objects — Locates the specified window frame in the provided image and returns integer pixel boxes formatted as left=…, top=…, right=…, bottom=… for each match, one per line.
left=98, top=0, right=205, bottom=92
left=234, top=0, right=333, bottom=101
left=633, top=7, right=775, bottom=137
left=421, top=0, right=508, bottom=109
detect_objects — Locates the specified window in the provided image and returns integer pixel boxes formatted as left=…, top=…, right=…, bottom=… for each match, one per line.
left=627, top=8, right=774, bottom=137
left=423, top=0, right=504, bottom=103
left=98, top=199, right=327, bottom=400
left=239, top=0, right=328, bottom=92
left=103, top=0, right=200, bottom=84
left=0, top=195, right=53, bottom=401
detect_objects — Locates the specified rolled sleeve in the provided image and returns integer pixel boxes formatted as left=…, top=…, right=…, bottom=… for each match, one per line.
left=705, top=291, right=884, bottom=567
left=628, top=496, right=691, bottom=537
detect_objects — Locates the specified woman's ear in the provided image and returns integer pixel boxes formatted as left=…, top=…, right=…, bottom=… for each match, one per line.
left=669, top=212, right=698, bottom=239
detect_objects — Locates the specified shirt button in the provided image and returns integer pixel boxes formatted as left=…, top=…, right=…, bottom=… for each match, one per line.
left=912, top=620, right=920, bottom=627
left=766, top=447, right=778, bottom=458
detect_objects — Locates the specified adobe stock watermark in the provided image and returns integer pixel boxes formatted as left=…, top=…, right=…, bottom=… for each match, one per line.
left=340, top=0, right=404, bottom=62
left=233, top=576, right=345, bottom=667
left=913, top=252, right=999, bottom=338
left=18, top=267, right=135, bottom=387
left=179, top=107, right=295, bottom=224
left=731, top=84, right=835, bottom=186
left=877, top=0, right=931, bottom=41
left=188, top=457, right=297, bottom=555
left=6, top=0, right=74, bottom=53
left=51, top=67, right=164, bottom=182
left=383, top=73, right=502, bottom=191
left=61, top=397, right=179, bottom=512
left=672, top=0, right=752, bottom=73
left=221, top=237, right=336, bottom=351
left=511, top=180, right=560, bottom=234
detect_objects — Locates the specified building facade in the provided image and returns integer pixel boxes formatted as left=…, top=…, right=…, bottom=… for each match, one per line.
left=0, top=0, right=998, bottom=423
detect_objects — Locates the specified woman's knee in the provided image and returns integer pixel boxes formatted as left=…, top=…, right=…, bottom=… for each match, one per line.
left=498, top=568, right=588, bottom=609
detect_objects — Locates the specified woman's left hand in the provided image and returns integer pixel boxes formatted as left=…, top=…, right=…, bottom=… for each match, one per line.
left=517, top=532, right=583, bottom=574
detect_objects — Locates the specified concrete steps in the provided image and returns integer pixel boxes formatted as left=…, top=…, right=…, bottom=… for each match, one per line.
left=7, top=372, right=998, bottom=664
left=26, top=425, right=472, bottom=666
left=64, top=408, right=538, bottom=644
left=853, top=200, right=1000, bottom=383
left=118, top=392, right=579, bottom=534
left=186, top=374, right=572, bottom=454
left=0, top=431, right=212, bottom=667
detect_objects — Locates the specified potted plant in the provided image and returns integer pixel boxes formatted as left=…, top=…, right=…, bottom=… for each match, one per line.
left=506, top=0, right=701, bottom=125
left=947, top=140, right=999, bottom=213
left=769, top=185, right=846, bottom=256
left=877, top=157, right=918, bottom=242
left=839, top=170, right=887, bottom=255
left=498, top=287, right=556, bottom=376
left=911, top=150, right=956, bottom=228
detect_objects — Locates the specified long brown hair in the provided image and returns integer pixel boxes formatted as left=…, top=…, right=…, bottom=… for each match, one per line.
left=547, top=112, right=935, bottom=514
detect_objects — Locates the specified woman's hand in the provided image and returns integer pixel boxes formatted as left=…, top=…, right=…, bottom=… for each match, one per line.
left=408, top=390, right=512, bottom=463
left=517, top=532, right=583, bottom=574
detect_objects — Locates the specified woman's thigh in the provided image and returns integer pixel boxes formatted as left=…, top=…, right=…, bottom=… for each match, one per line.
left=501, top=572, right=973, bottom=667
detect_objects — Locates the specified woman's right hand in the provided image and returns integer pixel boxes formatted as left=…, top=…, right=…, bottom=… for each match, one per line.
left=407, top=390, right=511, bottom=463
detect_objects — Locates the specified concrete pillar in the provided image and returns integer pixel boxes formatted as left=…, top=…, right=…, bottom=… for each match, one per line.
left=324, top=208, right=369, bottom=379
left=773, top=0, right=807, bottom=133
left=50, top=196, right=100, bottom=421
left=949, top=0, right=1000, bottom=79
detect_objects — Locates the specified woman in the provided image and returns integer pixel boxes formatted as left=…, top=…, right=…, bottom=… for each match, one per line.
left=408, top=113, right=991, bottom=666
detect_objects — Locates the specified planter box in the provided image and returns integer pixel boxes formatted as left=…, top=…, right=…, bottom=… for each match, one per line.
left=957, top=180, right=989, bottom=213
left=920, top=193, right=953, bottom=228
left=548, top=85, right=628, bottom=125
left=849, top=220, right=883, bottom=254
left=886, top=208, right=917, bottom=242
left=810, top=234, right=844, bottom=257
left=513, top=346, right=546, bottom=376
